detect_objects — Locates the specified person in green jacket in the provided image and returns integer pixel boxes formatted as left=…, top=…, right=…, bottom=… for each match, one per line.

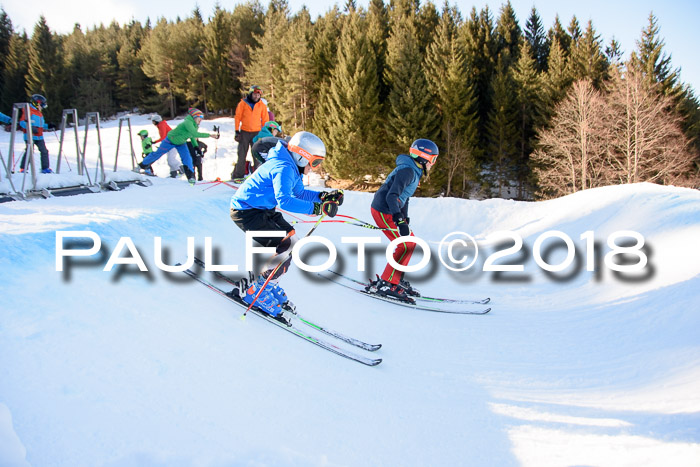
left=138, top=129, right=153, bottom=157
left=136, top=108, right=218, bottom=183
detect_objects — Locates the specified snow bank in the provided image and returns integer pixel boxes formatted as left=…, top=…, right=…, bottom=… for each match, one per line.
left=1, top=123, right=699, bottom=466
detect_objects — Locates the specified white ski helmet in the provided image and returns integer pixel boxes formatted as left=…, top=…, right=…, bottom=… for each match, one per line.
left=287, top=131, right=326, bottom=167
left=151, top=114, right=163, bottom=123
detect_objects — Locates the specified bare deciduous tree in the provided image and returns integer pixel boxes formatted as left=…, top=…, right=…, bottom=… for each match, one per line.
left=606, top=66, right=695, bottom=186
left=531, top=79, right=608, bottom=198
left=532, top=70, right=700, bottom=199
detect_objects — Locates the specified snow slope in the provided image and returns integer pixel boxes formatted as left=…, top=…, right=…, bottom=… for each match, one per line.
left=1, top=117, right=700, bottom=466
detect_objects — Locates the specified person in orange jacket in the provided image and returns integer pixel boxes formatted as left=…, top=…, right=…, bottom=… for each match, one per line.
left=232, top=84, right=269, bottom=180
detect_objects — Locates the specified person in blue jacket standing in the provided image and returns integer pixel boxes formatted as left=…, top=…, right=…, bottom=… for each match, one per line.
left=366, top=138, right=439, bottom=303
left=228, top=130, right=344, bottom=325
left=19, top=94, right=54, bottom=173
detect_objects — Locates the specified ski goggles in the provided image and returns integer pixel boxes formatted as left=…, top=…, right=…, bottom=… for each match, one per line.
left=410, top=146, right=438, bottom=164
left=289, top=144, right=325, bottom=167
left=249, top=85, right=263, bottom=95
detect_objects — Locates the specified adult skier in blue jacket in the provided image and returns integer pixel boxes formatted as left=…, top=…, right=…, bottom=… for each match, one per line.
left=229, top=130, right=344, bottom=324
left=367, top=138, right=439, bottom=303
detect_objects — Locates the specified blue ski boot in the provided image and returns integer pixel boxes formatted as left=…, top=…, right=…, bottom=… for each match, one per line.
left=242, top=277, right=291, bottom=326
left=266, top=281, right=296, bottom=314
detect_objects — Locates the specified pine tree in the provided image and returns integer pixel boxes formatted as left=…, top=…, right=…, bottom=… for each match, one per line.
left=630, top=12, right=679, bottom=96
left=567, top=16, right=581, bottom=45
left=202, top=6, right=238, bottom=112
left=460, top=6, right=496, bottom=150
left=524, top=7, right=548, bottom=72
left=279, top=7, right=314, bottom=131
left=228, top=1, right=266, bottom=110
left=245, top=0, right=291, bottom=106
left=548, top=15, right=571, bottom=57
left=485, top=54, right=519, bottom=197
left=309, top=6, right=343, bottom=137
left=0, top=8, right=13, bottom=92
left=424, top=5, right=479, bottom=196
left=384, top=13, right=439, bottom=152
left=416, top=1, right=439, bottom=54
left=494, top=1, right=521, bottom=67
left=605, top=37, right=623, bottom=67
left=140, top=19, right=180, bottom=117
left=26, top=16, right=65, bottom=122
left=367, top=0, right=390, bottom=103
left=512, top=41, right=545, bottom=194
left=316, top=11, right=383, bottom=179
left=116, top=21, right=156, bottom=112
left=543, top=38, right=572, bottom=107
left=1, top=32, right=29, bottom=110
left=569, top=20, right=608, bottom=89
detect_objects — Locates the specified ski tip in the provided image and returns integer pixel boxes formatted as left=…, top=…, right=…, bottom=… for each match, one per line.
left=369, top=344, right=382, bottom=352
left=483, top=308, right=491, bottom=314
left=369, top=358, right=382, bottom=366
left=483, top=298, right=491, bottom=304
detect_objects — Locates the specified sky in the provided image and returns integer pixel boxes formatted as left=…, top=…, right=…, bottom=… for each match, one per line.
left=3, top=0, right=700, bottom=93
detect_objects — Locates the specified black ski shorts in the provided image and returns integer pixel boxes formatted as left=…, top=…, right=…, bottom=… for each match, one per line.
left=230, top=208, right=294, bottom=254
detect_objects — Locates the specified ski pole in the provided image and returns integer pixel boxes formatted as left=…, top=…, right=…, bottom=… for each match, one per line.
left=243, top=214, right=327, bottom=317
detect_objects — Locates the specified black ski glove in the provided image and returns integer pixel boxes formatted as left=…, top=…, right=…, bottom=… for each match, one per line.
left=319, top=189, right=344, bottom=206
left=234, top=130, right=241, bottom=142
left=47, top=123, right=57, bottom=131
left=313, top=200, right=339, bottom=217
left=392, top=212, right=410, bottom=237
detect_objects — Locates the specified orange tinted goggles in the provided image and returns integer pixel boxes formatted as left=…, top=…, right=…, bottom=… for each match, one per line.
left=289, top=144, right=325, bottom=167
left=410, top=147, right=438, bottom=164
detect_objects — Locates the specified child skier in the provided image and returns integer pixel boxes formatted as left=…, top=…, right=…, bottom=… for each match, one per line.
left=135, top=108, right=217, bottom=184
left=18, top=94, right=52, bottom=174
left=366, top=139, right=439, bottom=303
left=227, top=131, right=344, bottom=325
left=138, top=129, right=153, bottom=159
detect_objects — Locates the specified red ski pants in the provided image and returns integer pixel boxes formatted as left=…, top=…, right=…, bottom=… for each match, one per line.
left=371, top=207, right=415, bottom=285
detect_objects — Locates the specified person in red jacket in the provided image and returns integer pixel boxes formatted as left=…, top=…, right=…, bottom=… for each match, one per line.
left=232, top=85, right=269, bottom=180
left=151, top=115, right=182, bottom=178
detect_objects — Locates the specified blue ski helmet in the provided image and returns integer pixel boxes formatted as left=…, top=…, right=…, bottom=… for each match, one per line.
left=409, top=139, right=439, bottom=165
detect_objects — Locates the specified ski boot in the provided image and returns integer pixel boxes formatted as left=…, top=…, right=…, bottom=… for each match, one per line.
left=265, top=281, right=296, bottom=315
left=241, top=277, right=292, bottom=326
left=170, top=170, right=179, bottom=178
left=183, top=166, right=196, bottom=185
left=41, top=168, right=53, bottom=174
left=399, top=279, right=421, bottom=297
left=366, top=275, right=415, bottom=304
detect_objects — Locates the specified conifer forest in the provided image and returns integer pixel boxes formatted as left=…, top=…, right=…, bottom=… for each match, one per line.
left=1, top=0, right=698, bottom=199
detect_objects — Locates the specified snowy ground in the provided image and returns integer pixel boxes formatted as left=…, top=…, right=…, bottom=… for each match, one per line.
left=1, top=116, right=700, bottom=466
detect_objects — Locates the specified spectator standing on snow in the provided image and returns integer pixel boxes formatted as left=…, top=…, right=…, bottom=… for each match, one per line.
left=366, top=139, right=439, bottom=303
left=136, top=108, right=218, bottom=184
left=151, top=115, right=182, bottom=178
left=232, top=85, right=269, bottom=181
left=227, top=131, right=343, bottom=325
left=18, top=94, right=55, bottom=174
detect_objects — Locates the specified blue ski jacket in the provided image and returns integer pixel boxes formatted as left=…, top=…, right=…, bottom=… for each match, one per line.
left=230, top=141, right=322, bottom=214
left=370, top=154, right=424, bottom=217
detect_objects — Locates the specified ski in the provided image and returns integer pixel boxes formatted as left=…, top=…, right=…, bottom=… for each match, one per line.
left=181, top=267, right=382, bottom=367
left=191, top=257, right=381, bottom=352
left=318, top=272, right=491, bottom=315
left=325, top=270, right=490, bottom=305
